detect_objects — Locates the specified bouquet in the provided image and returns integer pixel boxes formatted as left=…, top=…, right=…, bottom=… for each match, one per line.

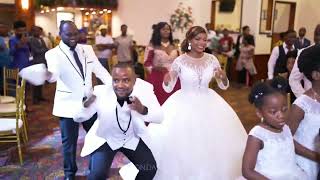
left=170, top=2, right=194, bottom=32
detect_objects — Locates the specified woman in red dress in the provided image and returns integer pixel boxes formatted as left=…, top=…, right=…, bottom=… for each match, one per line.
left=144, top=22, right=180, bottom=104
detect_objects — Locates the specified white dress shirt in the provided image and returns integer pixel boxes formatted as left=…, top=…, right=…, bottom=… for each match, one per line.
left=289, top=45, right=313, bottom=97
left=267, top=42, right=295, bottom=79
left=73, top=79, right=163, bottom=156
left=95, top=35, right=114, bottom=59
left=110, top=102, right=140, bottom=150
left=115, top=35, right=133, bottom=62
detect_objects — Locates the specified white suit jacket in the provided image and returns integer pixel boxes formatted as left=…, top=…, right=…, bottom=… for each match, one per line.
left=73, top=79, right=163, bottom=157
left=46, top=41, right=111, bottom=118
left=289, top=45, right=313, bottom=98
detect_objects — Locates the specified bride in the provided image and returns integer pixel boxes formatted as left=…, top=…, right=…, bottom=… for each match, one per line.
left=120, top=26, right=247, bottom=179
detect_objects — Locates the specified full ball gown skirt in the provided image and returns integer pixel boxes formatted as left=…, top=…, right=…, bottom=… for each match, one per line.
left=120, top=53, right=248, bottom=179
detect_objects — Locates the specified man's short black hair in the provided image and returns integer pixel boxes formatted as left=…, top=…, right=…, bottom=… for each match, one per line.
left=113, top=62, right=135, bottom=72
left=59, top=20, right=74, bottom=33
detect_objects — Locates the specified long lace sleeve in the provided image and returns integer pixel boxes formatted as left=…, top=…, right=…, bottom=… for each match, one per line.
left=162, top=58, right=180, bottom=93
left=212, top=56, right=229, bottom=90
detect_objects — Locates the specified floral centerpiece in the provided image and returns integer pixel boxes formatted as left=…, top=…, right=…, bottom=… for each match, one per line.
left=170, top=2, right=194, bottom=33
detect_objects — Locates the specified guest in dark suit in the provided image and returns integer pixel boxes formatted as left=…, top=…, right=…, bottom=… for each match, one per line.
left=294, top=27, right=311, bottom=50
left=29, top=26, right=48, bottom=104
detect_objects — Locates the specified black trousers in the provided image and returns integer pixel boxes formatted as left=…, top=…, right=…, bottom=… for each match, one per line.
left=33, top=85, right=43, bottom=103
left=226, top=57, right=233, bottom=79
left=88, top=139, right=157, bottom=180
left=238, top=68, right=247, bottom=84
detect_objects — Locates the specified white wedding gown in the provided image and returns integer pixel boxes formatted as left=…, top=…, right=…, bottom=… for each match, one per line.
left=293, top=95, right=320, bottom=180
left=120, top=53, right=248, bottom=180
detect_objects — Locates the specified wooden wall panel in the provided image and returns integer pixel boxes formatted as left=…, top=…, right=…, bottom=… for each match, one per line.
left=229, top=54, right=269, bottom=83
left=15, top=0, right=35, bottom=30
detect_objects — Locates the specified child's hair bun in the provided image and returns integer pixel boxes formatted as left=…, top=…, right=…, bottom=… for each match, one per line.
left=248, top=76, right=288, bottom=108
left=269, top=76, right=288, bottom=93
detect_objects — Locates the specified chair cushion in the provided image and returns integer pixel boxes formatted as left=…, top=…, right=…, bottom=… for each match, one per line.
left=0, top=118, right=23, bottom=132
left=0, top=96, right=16, bottom=104
left=0, top=103, right=26, bottom=114
left=0, top=103, right=16, bottom=113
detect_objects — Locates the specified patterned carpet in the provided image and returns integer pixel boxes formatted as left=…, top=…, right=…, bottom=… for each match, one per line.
left=0, top=82, right=258, bottom=179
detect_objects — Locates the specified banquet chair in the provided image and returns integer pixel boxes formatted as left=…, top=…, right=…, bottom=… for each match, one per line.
left=1, top=67, right=19, bottom=104
left=0, top=86, right=27, bottom=165
left=0, top=79, right=28, bottom=140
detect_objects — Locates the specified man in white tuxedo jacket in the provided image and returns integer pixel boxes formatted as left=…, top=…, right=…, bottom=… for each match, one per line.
left=45, top=21, right=111, bottom=179
left=74, top=63, right=163, bottom=180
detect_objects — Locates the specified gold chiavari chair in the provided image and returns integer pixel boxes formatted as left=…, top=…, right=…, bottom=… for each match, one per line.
left=0, top=79, right=28, bottom=141
left=0, top=86, right=27, bottom=165
left=1, top=67, right=19, bottom=104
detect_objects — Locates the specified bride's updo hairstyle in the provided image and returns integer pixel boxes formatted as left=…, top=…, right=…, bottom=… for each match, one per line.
left=248, top=77, right=288, bottom=108
left=181, top=26, right=207, bottom=53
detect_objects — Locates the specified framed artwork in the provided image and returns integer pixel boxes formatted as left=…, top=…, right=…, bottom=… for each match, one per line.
left=82, top=12, right=112, bottom=35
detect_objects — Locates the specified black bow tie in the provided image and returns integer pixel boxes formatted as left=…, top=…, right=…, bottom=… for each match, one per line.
left=117, top=96, right=132, bottom=107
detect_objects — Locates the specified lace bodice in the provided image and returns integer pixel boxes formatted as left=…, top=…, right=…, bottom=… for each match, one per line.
left=293, top=95, right=320, bottom=151
left=163, top=53, right=228, bottom=93
left=249, top=125, right=305, bottom=179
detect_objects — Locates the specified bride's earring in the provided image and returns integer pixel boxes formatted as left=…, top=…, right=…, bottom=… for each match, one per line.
left=260, top=117, right=264, bottom=122
left=188, top=42, right=192, bottom=50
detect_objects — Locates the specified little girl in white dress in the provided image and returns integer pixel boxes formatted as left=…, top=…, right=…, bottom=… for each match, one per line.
left=242, top=77, right=307, bottom=180
left=287, top=44, right=320, bottom=180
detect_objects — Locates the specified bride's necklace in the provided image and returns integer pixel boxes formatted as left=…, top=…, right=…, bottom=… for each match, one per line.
left=187, top=53, right=206, bottom=88
left=311, top=88, right=320, bottom=103
left=161, top=41, right=170, bottom=48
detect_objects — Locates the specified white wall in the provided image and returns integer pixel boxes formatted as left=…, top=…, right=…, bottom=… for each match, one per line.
left=242, top=0, right=271, bottom=54
left=295, top=0, right=320, bottom=42
left=215, top=0, right=242, bottom=32
left=33, top=0, right=320, bottom=54
left=242, top=0, right=299, bottom=55
left=112, top=0, right=212, bottom=45
left=273, top=3, right=290, bottom=33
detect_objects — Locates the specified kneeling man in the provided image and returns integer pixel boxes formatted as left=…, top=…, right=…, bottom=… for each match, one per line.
left=74, top=62, right=163, bottom=180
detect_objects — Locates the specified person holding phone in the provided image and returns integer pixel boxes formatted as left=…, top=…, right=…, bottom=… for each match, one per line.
left=9, top=20, right=31, bottom=70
